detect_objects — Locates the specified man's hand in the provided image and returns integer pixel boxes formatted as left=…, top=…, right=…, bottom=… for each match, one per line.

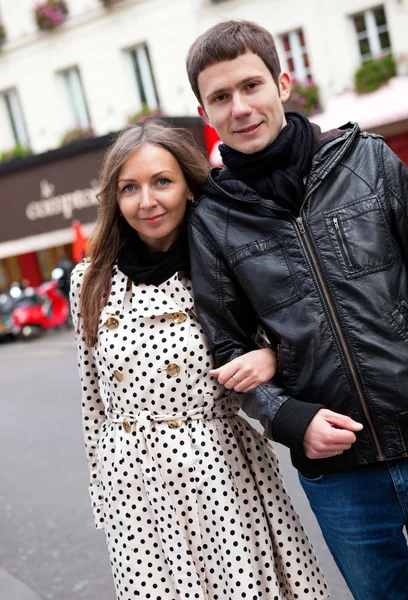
left=209, top=348, right=277, bottom=393
left=303, top=409, right=363, bottom=459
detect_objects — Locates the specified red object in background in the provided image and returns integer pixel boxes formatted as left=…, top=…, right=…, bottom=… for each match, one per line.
left=386, top=132, right=408, bottom=166
left=203, top=124, right=223, bottom=167
left=12, top=280, right=69, bottom=335
left=72, top=221, right=88, bottom=263
left=17, top=252, right=42, bottom=287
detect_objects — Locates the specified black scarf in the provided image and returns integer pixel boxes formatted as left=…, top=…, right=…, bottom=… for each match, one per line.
left=219, top=112, right=313, bottom=212
left=117, top=229, right=190, bottom=286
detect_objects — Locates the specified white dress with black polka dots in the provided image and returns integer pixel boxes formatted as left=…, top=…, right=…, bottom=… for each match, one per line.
left=71, top=263, right=329, bottom=600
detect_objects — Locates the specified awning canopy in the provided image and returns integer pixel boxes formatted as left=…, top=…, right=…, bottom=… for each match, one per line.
left=312, top=76, right=408, bottom=133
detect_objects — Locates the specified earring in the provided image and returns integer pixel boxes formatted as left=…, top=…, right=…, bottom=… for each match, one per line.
left=188, top=197, right=195, bottom=203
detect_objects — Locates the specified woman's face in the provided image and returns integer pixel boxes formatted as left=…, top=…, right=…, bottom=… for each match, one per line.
left=117, top=143, right=192, bottom=252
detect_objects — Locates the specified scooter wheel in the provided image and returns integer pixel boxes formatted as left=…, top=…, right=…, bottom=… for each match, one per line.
left=20, top=325, right=43, bottom=339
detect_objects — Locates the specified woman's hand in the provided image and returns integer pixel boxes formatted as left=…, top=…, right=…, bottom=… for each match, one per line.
left=209, top=348, right=277, bottom=393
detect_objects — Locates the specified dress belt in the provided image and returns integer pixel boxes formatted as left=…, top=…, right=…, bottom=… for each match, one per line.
left=105, top=399, right=240, bottom=599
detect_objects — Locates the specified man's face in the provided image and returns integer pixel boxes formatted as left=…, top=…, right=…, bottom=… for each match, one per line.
left=197, top=51, right=291, bottom=154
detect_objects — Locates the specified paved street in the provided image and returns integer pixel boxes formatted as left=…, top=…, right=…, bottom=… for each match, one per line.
left=0, top=330, right=352, bottom=600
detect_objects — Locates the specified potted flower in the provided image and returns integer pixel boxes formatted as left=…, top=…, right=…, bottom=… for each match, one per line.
left=0, top=22, right=6, bottom=46
left=284, top=79, right=320, bottom=117
left=0, top=144, right=32, bottom=163
left=127, top=104, right=162, bottom=124
left=34, top=0, right=69, bottom=32
left=354, top=54, right=396, bottom=94
left=99, top=0, right=123, bottom=6
left=60, top=126, right=95, bottom=146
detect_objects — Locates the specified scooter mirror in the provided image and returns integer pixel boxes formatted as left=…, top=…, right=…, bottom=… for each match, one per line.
left=51, top=267, right=64, bottom=280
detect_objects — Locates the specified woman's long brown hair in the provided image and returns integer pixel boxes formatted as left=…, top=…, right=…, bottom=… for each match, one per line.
left=79, top=120, right=210, bottom=346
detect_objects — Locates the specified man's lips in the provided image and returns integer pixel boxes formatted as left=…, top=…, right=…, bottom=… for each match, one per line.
left=141, top=213, right=167, bottom=224
left=234, top=122, right=262, bottom=135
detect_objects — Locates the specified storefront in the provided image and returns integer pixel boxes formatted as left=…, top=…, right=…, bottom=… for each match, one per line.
left=0, top=117, right=207, bottom=289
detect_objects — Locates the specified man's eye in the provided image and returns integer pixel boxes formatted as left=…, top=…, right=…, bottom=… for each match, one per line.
left=213, top=94, right=227, bottom=103
left=246, top=82, right=259, bottom=90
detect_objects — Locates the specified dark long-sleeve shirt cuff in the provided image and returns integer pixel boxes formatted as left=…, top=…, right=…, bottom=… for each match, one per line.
left=270, top=398, right=324, bottom=455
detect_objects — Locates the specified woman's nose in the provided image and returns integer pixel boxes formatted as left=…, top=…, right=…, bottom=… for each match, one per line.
left=139, top=187, right=157, bottom=209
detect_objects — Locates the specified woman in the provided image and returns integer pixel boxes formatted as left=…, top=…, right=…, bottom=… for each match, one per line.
left=71, top=120, right=328, bottom=600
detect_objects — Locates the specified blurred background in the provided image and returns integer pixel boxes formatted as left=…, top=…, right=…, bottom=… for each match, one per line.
left=0, top=0, right=407, bottom=598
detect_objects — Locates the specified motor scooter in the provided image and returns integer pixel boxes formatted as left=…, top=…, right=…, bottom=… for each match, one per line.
left=11, top=280, right=70, bottom=340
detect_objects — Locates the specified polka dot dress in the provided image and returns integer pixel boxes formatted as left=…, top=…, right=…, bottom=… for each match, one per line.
left=71, top=264, right=329, bottom=600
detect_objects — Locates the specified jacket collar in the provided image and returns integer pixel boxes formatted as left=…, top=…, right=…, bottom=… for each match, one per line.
left=203, top=122, right=361, bottom=206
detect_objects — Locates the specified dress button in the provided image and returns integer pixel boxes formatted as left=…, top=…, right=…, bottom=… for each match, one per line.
left=168, top=420, right=182, bottom=429
left=172, top=312, right=187, bottom=324
left=165, top=363, right=181, bottom=377
left=106, top=316, right=120, bottom=330
left=123, top=419, right=132, bottom=433
left=114, top=369, right=124, bottom=382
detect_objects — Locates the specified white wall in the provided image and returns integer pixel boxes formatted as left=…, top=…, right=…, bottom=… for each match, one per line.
left=0, top=0, right=407, bottom=154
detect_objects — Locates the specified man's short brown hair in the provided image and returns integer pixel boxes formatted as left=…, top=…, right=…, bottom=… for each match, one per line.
left=186, top=19, right=281, bottom=106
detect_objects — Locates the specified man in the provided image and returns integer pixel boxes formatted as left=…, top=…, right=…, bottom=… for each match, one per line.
left=186, top=19, right=408, bottom=600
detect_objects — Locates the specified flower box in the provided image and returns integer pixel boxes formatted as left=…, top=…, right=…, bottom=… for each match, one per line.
left=127, top=104, right=162, bottom=124
left=100, top=0, right=124, bottom=7
left=284, top=79, right=320, bottom=117
left=0, top=144, right=32, bottom=163
left=0, top=22, right=6, bottom=46
left=354, top=54, right=396, bottom=94
left=60, top=126, right=95, bottom=146
left=34, top=0, right=69, bottom=31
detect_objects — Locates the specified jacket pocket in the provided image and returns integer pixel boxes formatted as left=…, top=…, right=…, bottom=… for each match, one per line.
left=228, top=233, right=301, bottom=316
left=388, top=300, right=408, bottom=343
left=325, top=195, right=395, bottom=279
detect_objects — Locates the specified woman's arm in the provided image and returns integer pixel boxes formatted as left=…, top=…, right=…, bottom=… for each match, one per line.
left=71, top=265, right=106, bottom=530
left=210, top=347, right=277, bottom=393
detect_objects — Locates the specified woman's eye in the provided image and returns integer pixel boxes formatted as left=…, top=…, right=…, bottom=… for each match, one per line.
left=157, top=178, right=170, bottom=186
left=122, top=184, right=135, bottom=193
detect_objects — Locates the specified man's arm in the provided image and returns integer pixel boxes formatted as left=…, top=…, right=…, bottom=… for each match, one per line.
left=381, top=139, right=408, bottom=259
left=189, top=217, right=326, bottom=456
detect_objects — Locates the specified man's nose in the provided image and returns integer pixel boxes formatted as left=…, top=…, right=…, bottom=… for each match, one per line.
left=231, top=93, right=252, bottom=119
left=139, top=187, right=157, bottom=209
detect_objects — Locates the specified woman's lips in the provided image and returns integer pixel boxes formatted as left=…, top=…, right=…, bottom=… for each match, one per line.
left=141, top=213, right=166, bottom=225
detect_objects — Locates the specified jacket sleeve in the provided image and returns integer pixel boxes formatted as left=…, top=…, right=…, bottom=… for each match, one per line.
left=381, top=139, right=408, bottom=260
left=70, top=265, right=106, bottom=529
left=189, top=216, right=324, bottom=455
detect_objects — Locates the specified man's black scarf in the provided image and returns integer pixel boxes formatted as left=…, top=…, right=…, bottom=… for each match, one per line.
left=219, top=111, right=313, bottom=212
left=117, top=229, right=189, bottom=286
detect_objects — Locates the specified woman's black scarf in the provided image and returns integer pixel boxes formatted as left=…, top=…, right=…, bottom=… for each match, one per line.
left=219, top=111, right=313, bottom=212
left=117, top=229, right=190, bottom=286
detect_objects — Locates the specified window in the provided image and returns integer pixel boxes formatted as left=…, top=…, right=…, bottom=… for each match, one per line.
left=351, top=5, right=391, bottom=62
left=128, top=44, right=159, bottom=110
left=1, top=88, right=29, bottom=148
left=60, top=66, right=91, bottom=127
left=278, top=29, right=312, bottom=82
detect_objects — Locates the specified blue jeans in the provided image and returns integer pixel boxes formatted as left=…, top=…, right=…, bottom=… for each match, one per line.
left=299, top=458, right=408, bottom=600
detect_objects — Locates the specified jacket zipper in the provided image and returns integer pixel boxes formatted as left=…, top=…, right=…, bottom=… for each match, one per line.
left=332, top=217, right=353, bottom=268
left=296, top=183, right=384, bottom=460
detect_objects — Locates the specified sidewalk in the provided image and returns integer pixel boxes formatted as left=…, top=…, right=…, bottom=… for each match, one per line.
left=0, top=568, right=43, bottom=600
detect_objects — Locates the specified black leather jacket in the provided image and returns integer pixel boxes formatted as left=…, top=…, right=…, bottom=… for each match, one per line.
left=188, top=124, right=408, bottom=475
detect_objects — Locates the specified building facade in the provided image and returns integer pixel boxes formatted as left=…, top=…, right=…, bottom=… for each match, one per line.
left=0, top=0, right=407, bottom=286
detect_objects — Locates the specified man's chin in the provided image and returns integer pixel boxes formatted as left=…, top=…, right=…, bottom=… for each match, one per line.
left=230, top=137, right=269, bottom=155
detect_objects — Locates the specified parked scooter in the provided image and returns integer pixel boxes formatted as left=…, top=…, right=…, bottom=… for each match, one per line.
left=0, top=289, right=20, bottom=340
left=11, top=279, right=70, bottom=340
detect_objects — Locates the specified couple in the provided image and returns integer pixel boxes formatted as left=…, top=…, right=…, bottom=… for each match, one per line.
left=71, top=19, right=408, bottom=600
